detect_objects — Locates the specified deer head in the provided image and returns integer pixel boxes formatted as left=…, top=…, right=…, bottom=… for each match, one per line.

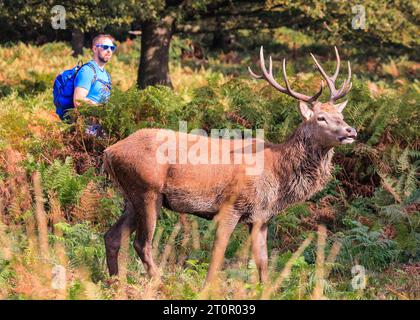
left=249, top=46, right=357, bottom=147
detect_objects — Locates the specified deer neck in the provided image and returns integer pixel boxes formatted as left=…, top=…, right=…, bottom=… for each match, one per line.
left=288, top=125, right=334, bottom=164
left=274, top=125, right=334, bottom=203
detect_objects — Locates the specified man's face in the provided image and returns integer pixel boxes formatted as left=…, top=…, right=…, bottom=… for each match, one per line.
left=93, top=37, right=115, bottom=64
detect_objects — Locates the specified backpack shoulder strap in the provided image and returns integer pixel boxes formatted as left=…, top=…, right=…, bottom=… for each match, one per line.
left=84, top=62, right=97, bottom=84
left=76, top=62, right=97, bottom=85
left=105, top=70, right=112, bottom=86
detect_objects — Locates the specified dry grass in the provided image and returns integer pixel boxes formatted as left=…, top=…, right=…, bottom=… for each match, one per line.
left=0, top=41, right=417, bottom=300
left=0, top=42, right=136, bottom=90
left=0, top=165, right=415, bottom=299
left=0, top=163, right=343, bottom=300
left=261, top=234, right=314, bottom=299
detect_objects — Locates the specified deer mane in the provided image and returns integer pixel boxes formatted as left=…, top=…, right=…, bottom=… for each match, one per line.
left=272, top=124, right=334, bottom=208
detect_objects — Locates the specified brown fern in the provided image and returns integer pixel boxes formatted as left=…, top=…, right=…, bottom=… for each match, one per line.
left=71, top=181, right=101, bottom=223
left=225, top=111, right=252, bottom=128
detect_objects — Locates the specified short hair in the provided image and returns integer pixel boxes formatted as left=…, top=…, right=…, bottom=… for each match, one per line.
left=91, top=34, right=115, bottom=48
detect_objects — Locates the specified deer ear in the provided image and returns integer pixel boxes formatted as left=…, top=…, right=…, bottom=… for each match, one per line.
left=334, top=100, right=348, bottom=113
left=298, top=101, right=314, bottom=121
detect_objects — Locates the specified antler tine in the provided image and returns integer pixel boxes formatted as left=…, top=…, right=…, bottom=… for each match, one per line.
left=312, top=80, right=325, bottom=101
left=310, top=52, right=336, bottom=100
left=249, top=46, right=323, bottom=104
left=335, top=61, right=352, bottom=98
left=282, top=58, right=292, bottom=92
left=257, top=46, right=291, bottom=94
left=269, top=56, right=273, bottom=75
left=310, top=47, right=352, bottom=103
left=331, top=46, right=341, bottom=82
left=282, top=58, right=323, bottom=103
left=248, top=66, right=263, bottom=79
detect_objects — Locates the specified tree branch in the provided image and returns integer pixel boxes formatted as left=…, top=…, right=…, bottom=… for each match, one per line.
left=175, top=9, right=314, bottom=34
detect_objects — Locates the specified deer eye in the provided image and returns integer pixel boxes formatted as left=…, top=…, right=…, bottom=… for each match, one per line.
left=317, top=116, right=327, bottom=122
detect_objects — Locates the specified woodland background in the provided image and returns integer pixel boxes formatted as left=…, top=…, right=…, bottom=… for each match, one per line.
left=0, top=0, right=419, bottom=299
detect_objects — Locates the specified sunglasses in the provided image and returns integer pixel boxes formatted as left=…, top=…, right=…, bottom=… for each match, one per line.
left=96, top=44, right=116, bottom=52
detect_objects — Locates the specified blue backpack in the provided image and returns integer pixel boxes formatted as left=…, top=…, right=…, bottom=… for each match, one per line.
left=53, top=61, right=110, bottom=120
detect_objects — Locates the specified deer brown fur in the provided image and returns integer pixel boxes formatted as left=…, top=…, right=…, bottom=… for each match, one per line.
left=103, top=47, right=357, bottom=284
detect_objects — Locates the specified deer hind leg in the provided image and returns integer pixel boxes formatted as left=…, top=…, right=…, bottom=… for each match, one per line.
left=104, top=199, right=138, bottom=276
left=132, top=191, right=161, bottom=279
left=205, top=208, right=240, bottom=285
left=249, top=221, right=269, bottom=283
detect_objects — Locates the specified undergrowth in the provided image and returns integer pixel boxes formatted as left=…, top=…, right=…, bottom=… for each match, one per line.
left=0, top=39, right=418, bottom=300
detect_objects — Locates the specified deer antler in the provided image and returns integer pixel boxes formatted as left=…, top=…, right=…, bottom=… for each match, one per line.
left=310, top=46, right=352, bottom=103
left=248, top=46, right=323, bottom=104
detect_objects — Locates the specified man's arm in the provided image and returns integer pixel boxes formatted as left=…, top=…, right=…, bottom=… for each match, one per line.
left=73, top=87, right=96, bottom=107
left=73, top=66, right=96, bottom=107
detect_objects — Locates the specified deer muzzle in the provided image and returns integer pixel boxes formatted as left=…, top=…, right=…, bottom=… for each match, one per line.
left=338, top=127, right=357, bottom=144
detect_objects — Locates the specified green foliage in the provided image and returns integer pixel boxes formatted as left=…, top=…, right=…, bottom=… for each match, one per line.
left=2, top=0, right=419, bottom=53
left=379, top=146, right=420, bottom=199
left=52, top=222, right=105, bottom=280
left=311, top=165, right=344, bottom=201
left=347, top=196, right=376, bottom=218
left=337, top=219, right=400, bottom=272
left=269, top=203, right=311, bottom=253
left=344, top=80, right=420, bottom=145
left=344, top=189, right=419, bottom=265
left=97, top=191, right=125, bottom=227
left=271, top=253, right=320, bottom=299
left=282, top=0, right=419, bottom=49
left=273, top=204, right=310, bottom=234
left=372, top=147, right=420, bottom=262
left=184, top=259, right=209, bottom=280
left=41, top=157, right=93, bottom=208
left=0, top=0, right=137, bottom=43
left=179, top=86, right=229, bottom=131
left=68, top=279, right=84, bottom=300
left=0, top=259, right=14, bottom=292
left=78, top=85, right=184, bottom=140
left=0, top=37, right=418, bottom=299
left=0, top=91, right=64, bottom=156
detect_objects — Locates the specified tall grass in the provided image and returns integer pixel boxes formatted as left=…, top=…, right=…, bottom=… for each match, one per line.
left=0, top=173, right=342, bottom=299
left=0, top=40, right=418, bottom=299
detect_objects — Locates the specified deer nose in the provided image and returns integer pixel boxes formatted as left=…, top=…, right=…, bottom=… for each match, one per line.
left=345, top=127, right=357, bottom=136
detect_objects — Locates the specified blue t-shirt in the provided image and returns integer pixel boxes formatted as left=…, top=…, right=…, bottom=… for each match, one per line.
left=74, top=60, right=111, bottom=104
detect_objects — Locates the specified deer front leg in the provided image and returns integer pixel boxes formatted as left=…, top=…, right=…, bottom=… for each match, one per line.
left=133, top=192, right=162, bottom=279
left=249, top=221, right=269, bottom=283
left=205, top=210, right=240, bottom=285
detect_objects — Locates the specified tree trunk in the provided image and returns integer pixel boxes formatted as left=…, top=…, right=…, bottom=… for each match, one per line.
left=212, top=30, right=234, bottom=52
left=137, top=16, right=175, bottom=89
left=212, top=18, right=232, bottom=52
left=71, top=28, right=84, bottom=57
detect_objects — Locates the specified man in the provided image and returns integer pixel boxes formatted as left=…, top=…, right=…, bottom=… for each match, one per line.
left=73, top=34, right=115, bottom=135
left=73, top=34, right=114, bottom=108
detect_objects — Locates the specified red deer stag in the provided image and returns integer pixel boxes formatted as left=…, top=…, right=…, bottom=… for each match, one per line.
left=103, top=46, right=356, bottom=284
